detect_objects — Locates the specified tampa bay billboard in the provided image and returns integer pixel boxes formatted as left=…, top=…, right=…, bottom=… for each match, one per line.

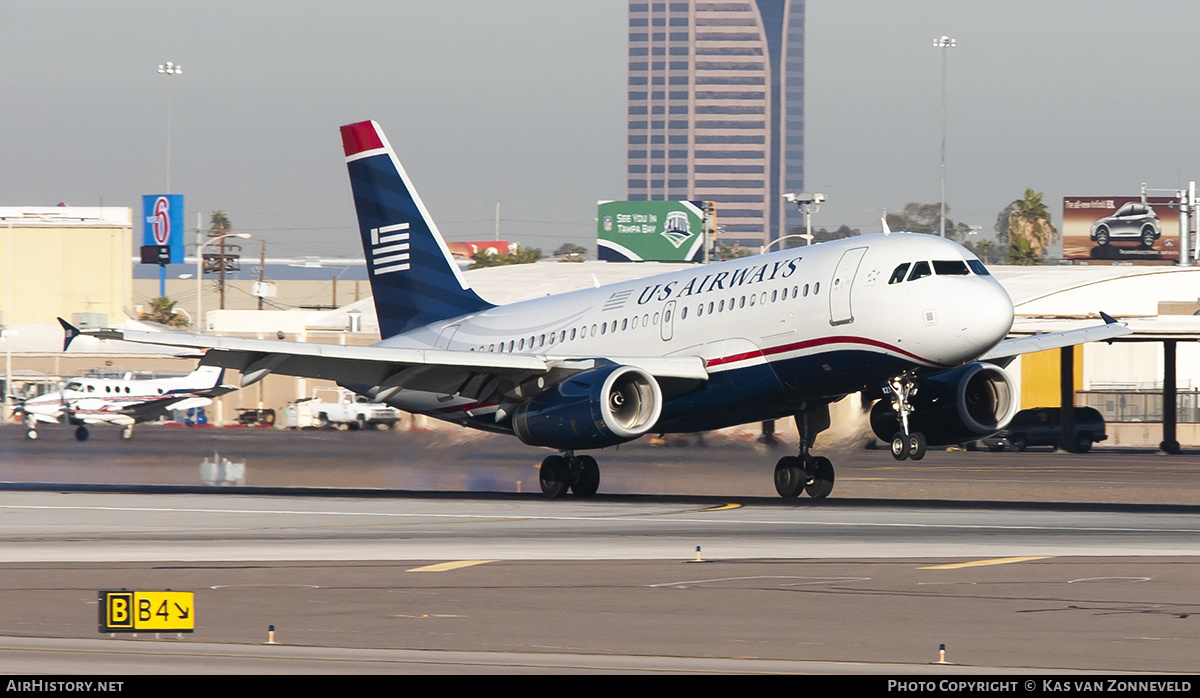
left=597, top=201, right=707, bottom=262
left=1062, top=196, right=1179, bottom=261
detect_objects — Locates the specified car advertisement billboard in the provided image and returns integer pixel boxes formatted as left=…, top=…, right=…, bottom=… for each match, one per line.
left=141, top=194, right=185, bottom=264
left=1062, top=196, right=1179, bottom=261
left=597, top=201, right=708, bottom=262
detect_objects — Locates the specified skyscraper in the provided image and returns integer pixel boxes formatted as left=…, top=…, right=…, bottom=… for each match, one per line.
left=626, top=0, right=805, bottom=250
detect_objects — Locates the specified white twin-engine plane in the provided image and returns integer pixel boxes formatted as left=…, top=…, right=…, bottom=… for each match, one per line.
left=13, top=363, right=234, bottom=442
left=67, top=120, right=1129, bottom=497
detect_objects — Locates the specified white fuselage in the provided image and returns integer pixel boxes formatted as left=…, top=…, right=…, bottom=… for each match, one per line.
left=369, top=233, right=1015, bottom=430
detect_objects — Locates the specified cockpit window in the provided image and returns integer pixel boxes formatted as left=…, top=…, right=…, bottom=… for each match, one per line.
left=967, top=259, right=990, bottom=275
left=907, top=261, right=932, bottom=281
left=65, top=382, right=82, bottom=391
left=888, top=263, right=910, bottom=284
left=932, top=260, right=969, bottom=275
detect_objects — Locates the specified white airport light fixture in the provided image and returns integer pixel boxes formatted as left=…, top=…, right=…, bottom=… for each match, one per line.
left=782, top=192, right=825, bottom=247
left=157, top=61, right=183, bottom=192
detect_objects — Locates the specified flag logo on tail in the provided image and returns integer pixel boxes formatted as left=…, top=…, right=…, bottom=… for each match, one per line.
left=371, top=223, right=411, bottom=274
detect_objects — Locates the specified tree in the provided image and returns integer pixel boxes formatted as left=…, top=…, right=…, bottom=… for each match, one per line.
left=716, top=243, right=752, bottom=260
left=138, top=296, right=189, bottom=328
left=1005, top=189, right=1058, bottom=259
left=785, top=224, right=860, bottom=247
left=469, top=245, right=542, bottom=269
left=209, top=210, right=232, bottom=237
left=553, top=243, right=587, bottom=262
left=885, top=202, right=972, bottom=241
left=1005, top=236, right=1041, bottom=266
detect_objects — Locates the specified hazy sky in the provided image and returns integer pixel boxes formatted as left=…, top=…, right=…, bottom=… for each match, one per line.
left=5, top=1, right=1200, bottom=258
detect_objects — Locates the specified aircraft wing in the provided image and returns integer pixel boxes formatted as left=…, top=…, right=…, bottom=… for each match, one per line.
left=977, top=312, right=1131, bottom=363
left=75, top=326, right=709, bottom=403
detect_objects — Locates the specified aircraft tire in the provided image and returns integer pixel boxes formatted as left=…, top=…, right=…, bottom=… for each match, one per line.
left=773, top=456, right=805, bottom=498
left=539, top=455, right=569, bottom=499
left=75, top=426, right=89, bottom=442
left=570, top=455, right=600, bottom=497
left=120, top=426, right=133, bottom=440
left=890, top=433, right=909, bottom=461
left=26, top=430, right=38, bottom=440
left=907, top=432, right=927, bottom=461
left=804, top=456, right=835, bottom=499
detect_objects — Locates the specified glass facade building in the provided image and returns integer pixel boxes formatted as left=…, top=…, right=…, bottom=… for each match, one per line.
left=626, top=0, right=805, bottom=249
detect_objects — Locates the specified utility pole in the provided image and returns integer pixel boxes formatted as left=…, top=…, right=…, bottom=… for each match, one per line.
left=257, top=240, right=265, bottom=310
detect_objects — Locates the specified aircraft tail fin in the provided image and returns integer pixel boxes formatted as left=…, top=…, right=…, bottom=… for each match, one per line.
left=186, top=365, right=225, bottom=389
left=58, top=318, right=81, bottom=352
left=340, top=120, right=495, bottom=338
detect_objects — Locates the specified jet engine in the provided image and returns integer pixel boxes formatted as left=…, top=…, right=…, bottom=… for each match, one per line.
left=870, top=362, right=1017, bottom=446
left=512, top=364, right=663, bottom=450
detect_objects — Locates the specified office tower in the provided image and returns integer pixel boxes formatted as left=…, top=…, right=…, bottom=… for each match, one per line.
left=626, top=0, right=805, bottom=249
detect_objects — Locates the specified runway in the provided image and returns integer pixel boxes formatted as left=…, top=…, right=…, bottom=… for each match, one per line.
left=1, top=426, right=1198, bottom=674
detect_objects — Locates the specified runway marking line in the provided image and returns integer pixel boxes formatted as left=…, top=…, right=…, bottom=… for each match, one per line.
left=920, top=556, right=1051, bottom=570
left=407, top=560, right=497, bottom=573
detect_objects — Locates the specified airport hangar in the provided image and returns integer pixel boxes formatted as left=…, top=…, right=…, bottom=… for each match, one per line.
left=2, top=205, right=1199, bottom=449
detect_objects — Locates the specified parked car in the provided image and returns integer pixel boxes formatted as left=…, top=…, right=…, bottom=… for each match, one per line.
left=981, top=406, right=1107, bottom=453
left=1090, top=203, right=1161, bottom=247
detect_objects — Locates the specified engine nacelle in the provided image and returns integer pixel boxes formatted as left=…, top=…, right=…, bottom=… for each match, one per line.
left=512, top=364, right=663, bottom=450
left=870, top=362, right=1018, bottom=446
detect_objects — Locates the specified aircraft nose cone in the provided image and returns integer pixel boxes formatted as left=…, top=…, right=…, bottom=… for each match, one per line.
left=958, top=280, right=1014, bottom=352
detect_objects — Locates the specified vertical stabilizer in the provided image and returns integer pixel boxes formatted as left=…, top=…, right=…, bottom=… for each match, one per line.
left=340, top=120, right=494, bottom=338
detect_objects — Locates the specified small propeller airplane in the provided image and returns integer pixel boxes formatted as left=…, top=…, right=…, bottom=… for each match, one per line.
left=12, top=363, right=236, bottom=442
left=58, top=120, right=1131, bottom=496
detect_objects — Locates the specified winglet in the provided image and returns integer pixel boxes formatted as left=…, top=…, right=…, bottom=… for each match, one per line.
left=1100, top=311, right=1117, bottom=324
left=58, top=318, right=81, bottom=352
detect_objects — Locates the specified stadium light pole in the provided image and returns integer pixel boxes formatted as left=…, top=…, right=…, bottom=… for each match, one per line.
left=158, top=61, right=182, bottom=192
left=933, top=36, right=955, bottom=238
left=196, top=233, right=249, bottom=333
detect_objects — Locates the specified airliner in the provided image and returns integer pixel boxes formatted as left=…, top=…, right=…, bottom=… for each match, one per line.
left=14, top=363, right=234, bottom=441
left=65, top=120, right=1130, bottom=497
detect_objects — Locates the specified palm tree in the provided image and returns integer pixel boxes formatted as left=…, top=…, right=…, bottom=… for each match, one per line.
left=139, top=296, right=189, bottom=328
left=1006, top=189, right=1058, bottom=258
left=209, top=210, right=232, bottom=238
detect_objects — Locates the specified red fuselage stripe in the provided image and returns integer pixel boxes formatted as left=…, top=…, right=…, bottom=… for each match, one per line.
left=705, top=335, right=948, bottom=369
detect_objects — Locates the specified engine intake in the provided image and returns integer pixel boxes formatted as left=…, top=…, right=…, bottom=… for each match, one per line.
left=870, top=362, right=1017, bottom=446
left=512, top=364, right=663, bottom=450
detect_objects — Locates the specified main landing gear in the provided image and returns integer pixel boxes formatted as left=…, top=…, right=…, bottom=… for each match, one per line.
left=886, top=372, right=927, bottom=461
left=539, top=452, right=601, bottom=498
left=74, top=425, right=90, bottom=442
left=774, top=406, right=835, bottom=499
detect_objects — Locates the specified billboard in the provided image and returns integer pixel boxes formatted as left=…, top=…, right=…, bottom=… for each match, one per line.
left=597, top=201, right=708, bottom=262
left=1062, top=196, right=1179, bottom=262
left=141, top=194, right=185, bottom=264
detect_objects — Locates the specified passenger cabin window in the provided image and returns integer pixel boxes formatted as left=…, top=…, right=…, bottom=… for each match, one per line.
left=888, top=263, right=911, bottom=284
left=933, top=260, right=969, bottom=275
left=907, top=261, right=932, bottom=281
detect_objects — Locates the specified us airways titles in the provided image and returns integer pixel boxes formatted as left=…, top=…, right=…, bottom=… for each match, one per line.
left=636, top=253, right=805, bottom=305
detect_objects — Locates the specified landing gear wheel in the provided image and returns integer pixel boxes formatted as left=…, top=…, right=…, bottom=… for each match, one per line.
left=26, top=430, right=38, bottom=441
left=74, top=426, right=89, bottom=442
left=804, top=456, right=835, bottom=499
left=570, top=455, right=600, bottom=497
left=120, top=426, right=133, bottom=440
left=890, top=433, right=909, bottom=461
left=907, top=432, right=927, bottom=461
left=539, top=455, right=569, bottom=498
left=773, top=456, right=805, bottom=498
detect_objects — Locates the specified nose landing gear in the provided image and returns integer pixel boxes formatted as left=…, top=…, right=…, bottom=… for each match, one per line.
left=886, top=372, right=927, bottom=461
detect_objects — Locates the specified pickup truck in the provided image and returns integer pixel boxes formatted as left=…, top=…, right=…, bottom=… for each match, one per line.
left=284, top=388, right=401, bottom=430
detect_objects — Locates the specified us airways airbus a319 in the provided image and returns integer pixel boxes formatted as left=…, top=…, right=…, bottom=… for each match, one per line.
left=67, top=120, right=1129, bottom=498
